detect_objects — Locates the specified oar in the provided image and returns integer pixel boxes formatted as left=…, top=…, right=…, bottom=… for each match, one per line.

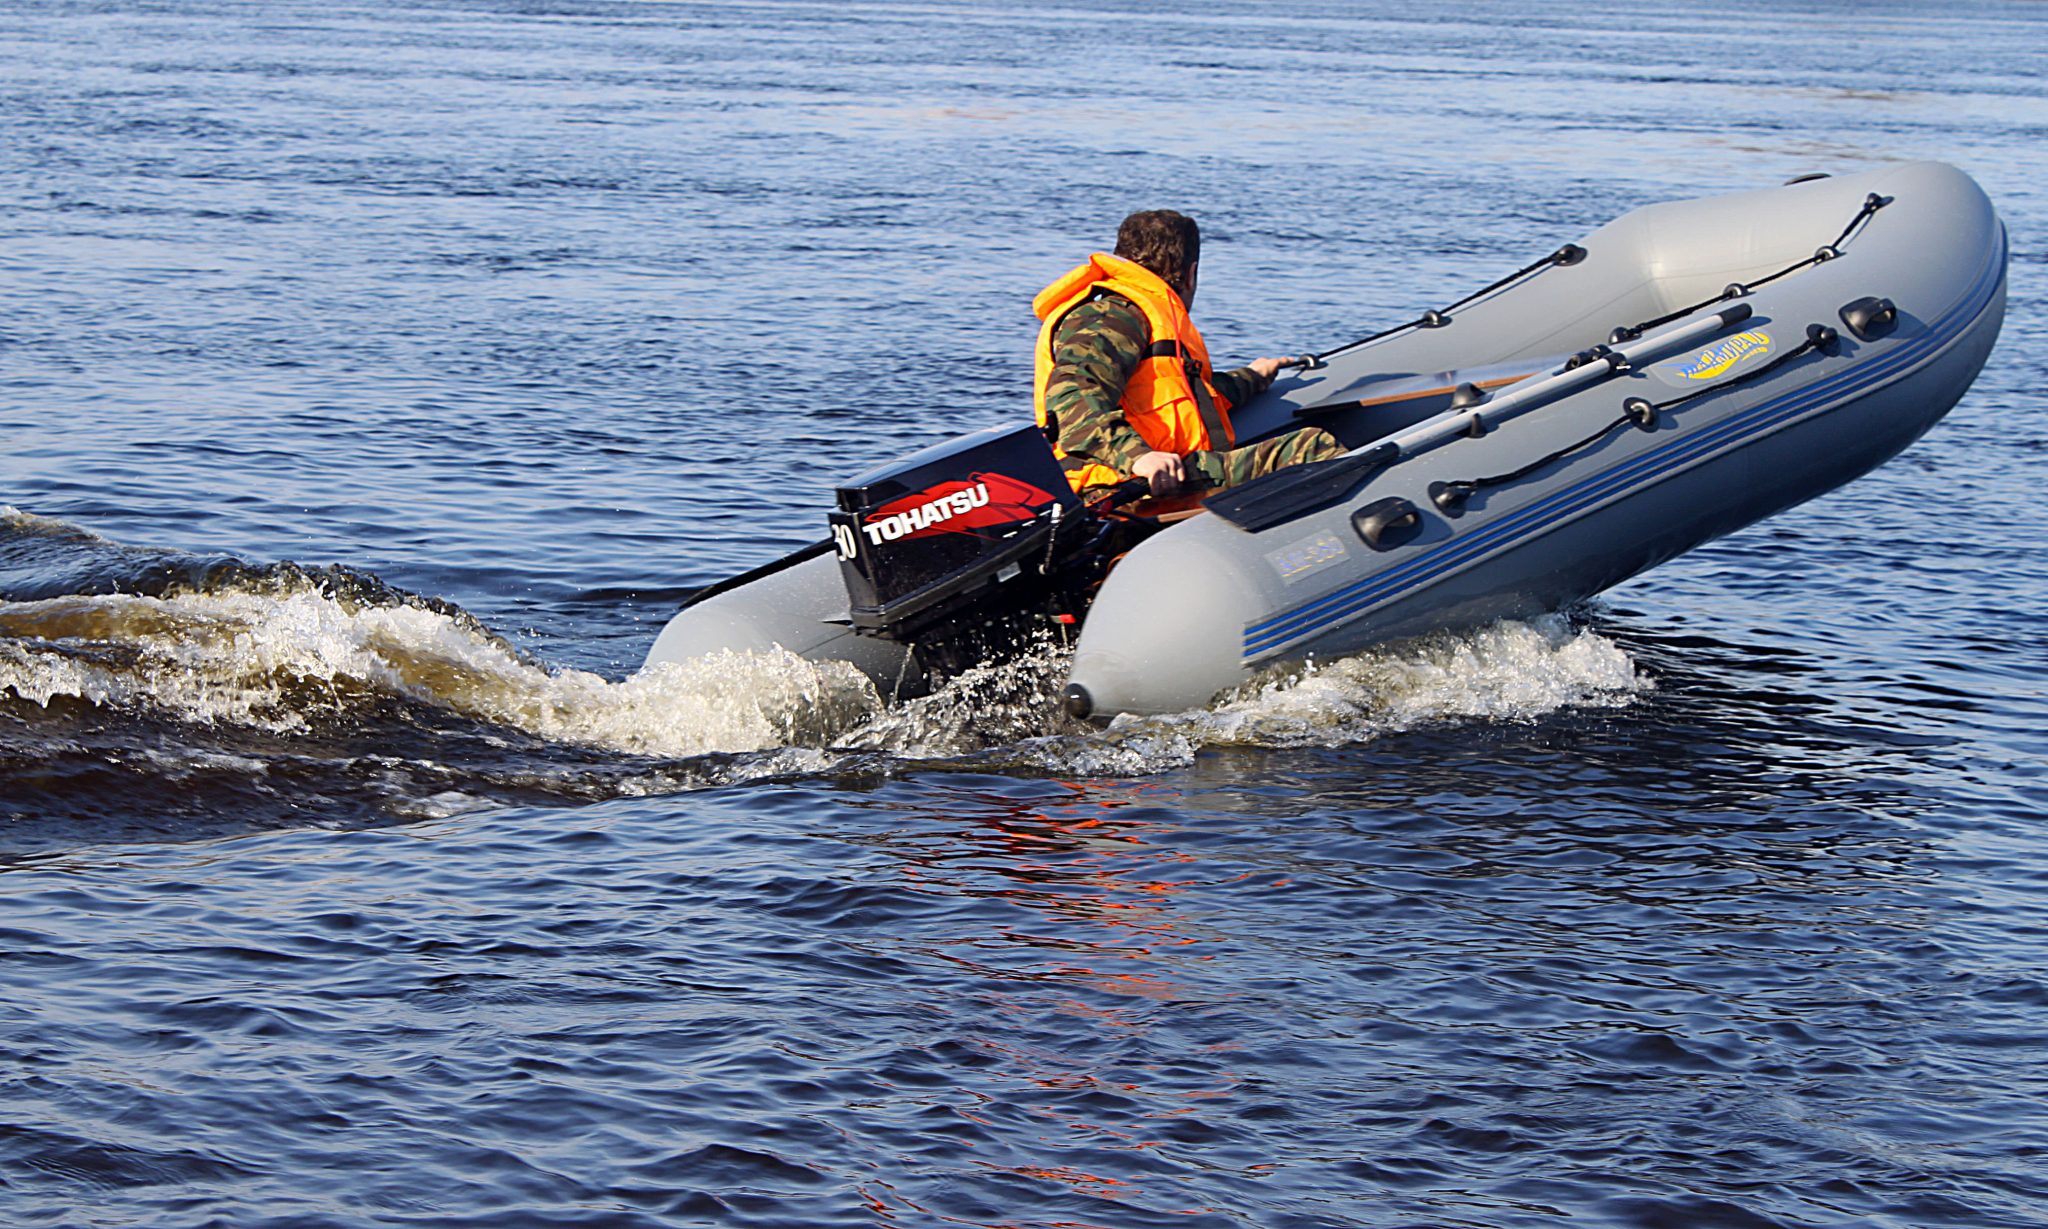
left=1383, top=304, right=1753, bottom=462
left=1205, top=304, right=1755, bottom=534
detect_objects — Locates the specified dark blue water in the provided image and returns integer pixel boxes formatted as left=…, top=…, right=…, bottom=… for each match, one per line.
left=4, top=2, right=2046, bottom=1225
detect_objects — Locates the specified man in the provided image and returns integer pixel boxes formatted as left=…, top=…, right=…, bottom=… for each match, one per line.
left=1033, top=209, right=1345, bottom=499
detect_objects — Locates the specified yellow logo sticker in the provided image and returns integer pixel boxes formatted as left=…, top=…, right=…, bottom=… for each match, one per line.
left=1667, top=330, right=1774, bottom=382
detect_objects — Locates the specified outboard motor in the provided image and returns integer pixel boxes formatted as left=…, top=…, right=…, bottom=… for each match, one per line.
left=828, top=424, right=1131, bottom=679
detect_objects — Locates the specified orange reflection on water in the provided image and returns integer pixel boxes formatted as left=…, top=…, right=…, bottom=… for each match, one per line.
left=847, top=779, right=1262, bottom=1220
left=865, top=777, right=1206, bottom=947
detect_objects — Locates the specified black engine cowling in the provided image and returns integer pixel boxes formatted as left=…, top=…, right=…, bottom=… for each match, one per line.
left=827, top=425, right=1107, bottom=675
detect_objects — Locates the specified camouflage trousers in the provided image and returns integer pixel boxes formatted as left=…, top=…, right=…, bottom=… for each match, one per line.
left=1186, top=426, right=1347, bottom=490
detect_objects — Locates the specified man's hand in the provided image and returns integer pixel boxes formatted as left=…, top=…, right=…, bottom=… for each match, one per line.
left=1247, top=355, right=1307, bottom=382
left=1131, top=451, right=1185, bottom=496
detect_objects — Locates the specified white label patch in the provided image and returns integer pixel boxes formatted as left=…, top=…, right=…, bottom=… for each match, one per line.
left=1265, top=530, right=1348, bottom=584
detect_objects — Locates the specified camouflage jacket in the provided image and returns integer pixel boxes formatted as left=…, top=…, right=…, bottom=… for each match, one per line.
left=1041, top=291, right=1272, bottom=478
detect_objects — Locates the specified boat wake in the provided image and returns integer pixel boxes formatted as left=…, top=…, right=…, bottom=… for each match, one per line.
left=838, top=615, right=1648, bottom=775
left=1, top=509, right=1649, bottom=836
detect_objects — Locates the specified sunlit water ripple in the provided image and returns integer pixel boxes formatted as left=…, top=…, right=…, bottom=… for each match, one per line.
left=2, top=2, right=2045, bottom=1226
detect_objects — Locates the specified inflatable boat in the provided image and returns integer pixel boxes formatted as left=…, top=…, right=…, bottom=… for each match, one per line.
left=643, top=161, right=2007, bottom=718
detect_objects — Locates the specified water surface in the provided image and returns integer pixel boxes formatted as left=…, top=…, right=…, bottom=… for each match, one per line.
left=3, top=2, right=2046, bottom=1225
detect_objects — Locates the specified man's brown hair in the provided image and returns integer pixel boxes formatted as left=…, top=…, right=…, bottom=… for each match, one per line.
left=1114, top=209, right=1200, bottom=290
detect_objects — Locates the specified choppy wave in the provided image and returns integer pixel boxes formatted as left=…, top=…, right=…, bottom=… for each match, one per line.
left=2, top=513, right=1647, bottom=789
left=1202, top=615, right=1648, bottom=743
left=0, top=577, right=881, bottom=756
left=911, top=615, right=1650, bottom=776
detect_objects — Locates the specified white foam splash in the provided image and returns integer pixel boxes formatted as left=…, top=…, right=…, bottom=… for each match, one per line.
left=0, top=587, right=881, bottom=756
left=531, top=652, right=878, bottom=757
left=836, top=629, right=1077, bottom=757
left=956, top=615, right=1650, bottom=776
left=823, top=613, right=1647, bottom=776
left=1187, top=613, right=1649, bottom=747
left=0, top=570, right=1645, bottom=775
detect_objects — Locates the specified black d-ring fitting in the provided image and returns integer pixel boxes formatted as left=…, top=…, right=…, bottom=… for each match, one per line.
left=1806, top=322, right=1840, bottom=352
left=1608, top=325, right=1640, bottom=345
left=1421, top=310, right=1451, bottom=328
left=1723, top=282, right=1748, bottom=300
left=1449, top=381, right=1486, bottom=409
left=1429, top=480, right=1474, bottom=517
left=1352, top=497, right=1423, bottom=551
left=1866, top=192, right=1890, bottom=211
left=1839, top=296, right=1897, bottom=341
left=1622, top=396, right=1657, bottom=430
left=1814, top=245, right=1840, bottom=263
left=1554, top=243, right=1587, bottom=266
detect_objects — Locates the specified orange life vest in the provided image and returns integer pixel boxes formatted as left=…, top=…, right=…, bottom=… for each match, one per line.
left=1032, top=254, right=1236, bottom=491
